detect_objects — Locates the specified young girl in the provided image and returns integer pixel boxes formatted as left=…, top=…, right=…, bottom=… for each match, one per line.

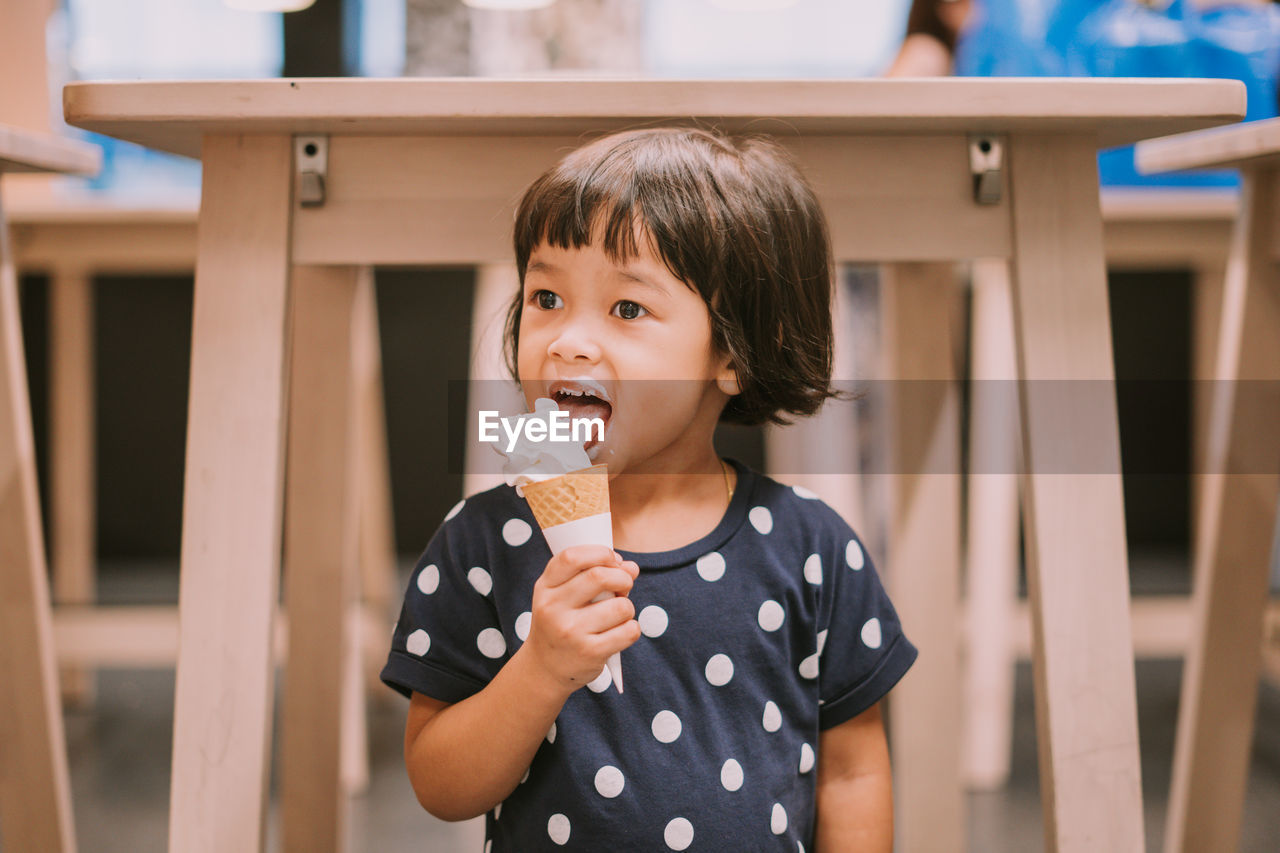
left=382, top=128, right=917, bottom=851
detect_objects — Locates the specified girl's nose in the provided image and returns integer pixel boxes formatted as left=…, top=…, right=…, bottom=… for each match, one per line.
left=547, top=318, right=602, bottom=363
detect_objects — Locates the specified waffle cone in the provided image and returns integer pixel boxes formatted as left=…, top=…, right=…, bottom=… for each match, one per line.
left=521, top=465, right=610, bottom=529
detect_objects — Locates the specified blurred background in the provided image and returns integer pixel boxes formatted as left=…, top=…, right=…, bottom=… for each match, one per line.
left=4, top=0, right=1280, bottom=851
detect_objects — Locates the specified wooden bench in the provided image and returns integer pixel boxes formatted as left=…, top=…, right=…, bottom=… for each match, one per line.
left=7, top=192, right=399, bottom=797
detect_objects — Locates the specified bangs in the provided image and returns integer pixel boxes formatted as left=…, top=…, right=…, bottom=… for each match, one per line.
left=515, top=152, right=647, bottom=269
left=513, top=130, right=731, bottom=289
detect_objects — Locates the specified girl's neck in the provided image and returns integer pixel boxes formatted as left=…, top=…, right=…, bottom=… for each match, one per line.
left=609, top=449, right=736, bottom=553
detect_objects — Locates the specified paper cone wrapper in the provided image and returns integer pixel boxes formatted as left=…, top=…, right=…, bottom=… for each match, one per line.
left=520, top=464, right=623, bottom=692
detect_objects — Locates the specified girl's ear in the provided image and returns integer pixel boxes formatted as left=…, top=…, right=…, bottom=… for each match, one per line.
left=716, top=362, right=741, bottom=397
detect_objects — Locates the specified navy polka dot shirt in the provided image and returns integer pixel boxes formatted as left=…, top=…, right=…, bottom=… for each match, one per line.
left=382, top=460, right=917, bottom=851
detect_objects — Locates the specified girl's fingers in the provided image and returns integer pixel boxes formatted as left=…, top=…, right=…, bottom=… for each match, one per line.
left=577, top=594, right=636, bottom=634
left=559, top=565, right=634, bottom=607
left=540, top=545, right=621, bottom=588
left=592, top=618, right=643, bottom=658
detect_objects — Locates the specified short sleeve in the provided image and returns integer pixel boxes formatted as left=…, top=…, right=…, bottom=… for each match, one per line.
left=381, top=508, right=510, bottom=704
left=815, top=528, right=917, bottom=729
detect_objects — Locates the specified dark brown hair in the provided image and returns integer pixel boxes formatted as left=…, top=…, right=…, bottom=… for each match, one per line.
left=905, top=0, right=966, bottom=55
left=504, top=126, right=839, bottom=426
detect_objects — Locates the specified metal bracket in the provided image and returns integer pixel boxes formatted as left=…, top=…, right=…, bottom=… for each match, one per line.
left=968, top=135, right=1003, bottom=205
left=295, top=135, right=328, bottom=208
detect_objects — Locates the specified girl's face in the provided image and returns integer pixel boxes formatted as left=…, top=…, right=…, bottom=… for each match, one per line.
left=516, top=233, right=737, bottom=476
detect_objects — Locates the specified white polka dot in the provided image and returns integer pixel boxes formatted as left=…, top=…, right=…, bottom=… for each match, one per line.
left=594, top=765, right=625, bottom=798
left=587, top=664, right=613, bottom=693
left=468, top=567, right=493, bottom=596
left=652, top=710, right=682, bottom=743
left=792, top=485, right=819, bottom=500
left=771, top=803, right=788, bottom=834
left=485, top=840, right=492, bottom=853
left=502, top=518, right=533, bottom=546
left=477, top=628, right=506, bottom=658
left=798, top=843, right=805, bottom=853
left=799, top=743, right=815, bottom=774
left=803, top=553, right=822, bottom=585
left=721, top=759, right=744, bottom=791
left=705, top=654, right=734, bottom=686
left=757, top=600, right=785, bottom=632
left=816, top=629, right=829, bottom=656
left=799, top=653, right=820, bottom=679
left=762, top=701, right=782, bottom=732
left=445, top=499, right=465, bottom=521
left=515, top=611, right=532, bottom=642
left=406, top=629, right=430, bottom=656
left=846, top=539, right=865, bottom=570
left=546, top=721, right=556, bottom=743
left=548, top=813, right=570, bottom=845
left=749, top=506, right=774, bottom=534
left=696, top=552, right=725, bottom=582
left=664, top=817, right=694, bottom=850
left=862, top=617, right=883, bottom=649
left=494, top=802, right=502, bottom=821
left=520, top=767, right=530, bottom=784
left=638, top=605, right=668, bottom=637
left=416, top=564, right=440, bottom=594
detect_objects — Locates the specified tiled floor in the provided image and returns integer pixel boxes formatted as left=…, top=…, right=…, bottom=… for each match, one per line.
left=32, top=559, right=1280, bottom=852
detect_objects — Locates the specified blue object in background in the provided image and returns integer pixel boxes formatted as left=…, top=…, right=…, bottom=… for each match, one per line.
left=59, top=0, right=283, bottom=197
left=956, top=0, right=1280, bottom=187
left=80, top=134, right=202, bottom=196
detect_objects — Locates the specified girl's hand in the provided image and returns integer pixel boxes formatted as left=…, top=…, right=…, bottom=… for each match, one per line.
left=523, top=544, right=641, bottom=693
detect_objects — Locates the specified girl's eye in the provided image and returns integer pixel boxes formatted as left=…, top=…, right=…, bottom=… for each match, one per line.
left=533, top=290, right=563, bottom=310
left=612, top=300, right=647, bottom=320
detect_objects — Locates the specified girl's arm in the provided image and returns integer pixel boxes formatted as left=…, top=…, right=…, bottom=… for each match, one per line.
left=814, top=701, right=894, bottom=852
left=403, top=545, right=640, bottom=821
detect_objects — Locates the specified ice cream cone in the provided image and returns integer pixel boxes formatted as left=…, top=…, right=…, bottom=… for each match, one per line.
left=520, top=464, right=610, bottom=529
left=520, top=464, right=623, bottom=692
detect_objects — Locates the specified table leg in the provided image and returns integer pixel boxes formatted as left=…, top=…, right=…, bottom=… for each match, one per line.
left=1189, top=264, right=1225, bottom=558
left=1007, top=134, right=1144, bottom=853
left=281, top=265, right=361, bottom=852
left=880, top=261, right=965, bottom=853
left=348, top=265, right=384, bottom=789
left=340, top=599, right=370, bottom=797
left=0, top=186, right=77, bottom=852
left=48, top=265, right=95, bottom=707
left=1165, top=167, right=1280, bottom=853
left=167, top=134, right=294, bottom=853
left=464, top=264, right=524, bottom=497
left=352, top=265, right=396, bottom=654
left=962, top=258, right=1021, bottom=791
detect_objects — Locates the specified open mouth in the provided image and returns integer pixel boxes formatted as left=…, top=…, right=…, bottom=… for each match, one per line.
left=548, top=378, right=612, bottom=451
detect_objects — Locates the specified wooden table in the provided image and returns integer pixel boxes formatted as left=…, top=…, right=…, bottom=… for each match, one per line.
left=64, top=77, right=1244, bottom=853
left=0, top=124, right=100, bottom=853
left=1135, top=118, right=1280, bottom=853
left=961, top=187, right=1240, bottom=789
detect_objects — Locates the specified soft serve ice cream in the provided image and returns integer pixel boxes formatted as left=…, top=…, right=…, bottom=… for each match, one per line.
left=495, top=397, right=593, bottom=496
